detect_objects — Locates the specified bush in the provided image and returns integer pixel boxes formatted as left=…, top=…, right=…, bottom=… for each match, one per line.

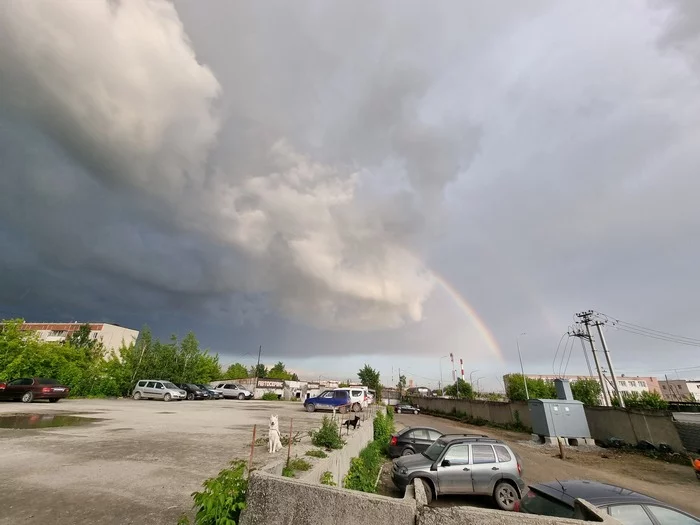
left=282, top=457, right=311, bottom=477
left=320, top=471, right=336, bottom=486
left=182, top=460, right=247, bottom=525
left=305, top=449, right=328, bottom=458
left=343, top=441, right=383, bottom=493
left=614, top=391, right=669, bottom=410
left=261, top=392, right=279, bottom=401
left=311, top=416, right=344, bottom=450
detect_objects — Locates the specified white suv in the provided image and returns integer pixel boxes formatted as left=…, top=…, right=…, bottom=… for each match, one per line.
left=212, top=382, right=253, bottom=400
left=335, top=387, right=368, bottom=412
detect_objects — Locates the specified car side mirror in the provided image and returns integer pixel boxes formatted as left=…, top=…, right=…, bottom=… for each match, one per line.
left=441, top=459, right=451, bottom=467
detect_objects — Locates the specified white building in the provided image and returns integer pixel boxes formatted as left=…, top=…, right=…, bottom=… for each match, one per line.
left=659, top=379, right=700, bottom=402
left=16, top=322, right=139, bottom=355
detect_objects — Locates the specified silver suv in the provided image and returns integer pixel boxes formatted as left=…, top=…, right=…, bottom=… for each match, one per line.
left=212, top=382, right=253, bottom=400
left=132, top=380, right=187, bottom=402
left=391, top=434, right=526, bottom=510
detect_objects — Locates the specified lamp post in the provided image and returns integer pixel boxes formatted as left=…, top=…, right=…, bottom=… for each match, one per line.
left=469, top=369, right=480, bottom=390
left=476, top=376, right=486, bottom=395
left=439, top=355, right=450, bottom=394
left=516, top=332, right=529, bottom=400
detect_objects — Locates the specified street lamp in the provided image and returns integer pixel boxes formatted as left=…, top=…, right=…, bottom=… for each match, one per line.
left=476, top=376, right=486, bottom=394
left=516, top=332, right=529, bottom=400
left=439, top=355, right=450, bottom=394
left=469, top=369, right=480, bottom=390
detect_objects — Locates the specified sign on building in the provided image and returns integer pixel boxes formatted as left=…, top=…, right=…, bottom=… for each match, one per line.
left=257, top=378, right=284, bottom=389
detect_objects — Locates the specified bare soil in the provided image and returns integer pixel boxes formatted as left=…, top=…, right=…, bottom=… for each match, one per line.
left=394, top=413, right=700, bottom=516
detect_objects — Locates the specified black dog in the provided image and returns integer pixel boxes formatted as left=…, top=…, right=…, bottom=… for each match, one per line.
left=343, top=416, right=361, bottom=430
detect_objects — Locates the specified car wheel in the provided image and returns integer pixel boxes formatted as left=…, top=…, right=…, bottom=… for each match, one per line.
left=49, top=398, right=59, bottom=403
left=133, top=392, right=142, bottom=400
left=238, top=393, right=245, bottom=400
left=413, top=410, right=418, bottom=415
left=417, top=478, right=433, bottom=505
left=397, top=408, right=402, bottom=414
left=494, top=481, right=518, bottom=511
left=352, top=403, right=361, bottom=412
left=187, top=393, right=194, bottom=400
left=164, top=393, right=172, bottom=402
left=306, top=403, right=315, bottom=412
left=21, top=391, right=34, bottom=403
left=401, top=448, right=414, bottom=456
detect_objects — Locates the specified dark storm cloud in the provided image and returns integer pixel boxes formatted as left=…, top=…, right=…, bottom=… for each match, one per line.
left=1, top=0, right=700, bottom=371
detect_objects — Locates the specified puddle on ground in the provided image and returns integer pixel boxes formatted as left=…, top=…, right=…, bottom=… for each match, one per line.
left=0, top=413, right=102, bottom=429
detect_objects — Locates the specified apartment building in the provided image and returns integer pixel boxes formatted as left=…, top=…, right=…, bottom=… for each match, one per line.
left=14, top=322, right=139, bottom=355
left=510, top=374, right=661, bottom=395
left=659, top=379, right=700, bottom=402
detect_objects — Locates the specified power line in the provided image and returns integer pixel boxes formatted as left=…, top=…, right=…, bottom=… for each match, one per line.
left=552, top=332, right=568, bottom=377
left=593, top=311, right=700, bottom=347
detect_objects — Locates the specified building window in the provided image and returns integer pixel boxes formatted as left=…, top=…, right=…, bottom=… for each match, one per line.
left=639, top=381, right=646, bottom=387
left=619, top=381, right=626, bottom=387
left=629, top=381, right=636, bottom=387
left=49, top=330, right=67, bottom=337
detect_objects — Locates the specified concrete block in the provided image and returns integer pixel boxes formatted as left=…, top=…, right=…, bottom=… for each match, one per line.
left=413, top=478, right=428, bottom=507
left=240, top=471, right=416, bottom=525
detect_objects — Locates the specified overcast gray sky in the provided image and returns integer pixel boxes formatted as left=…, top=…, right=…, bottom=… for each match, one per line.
left=2, top=0, right=700, bottom=390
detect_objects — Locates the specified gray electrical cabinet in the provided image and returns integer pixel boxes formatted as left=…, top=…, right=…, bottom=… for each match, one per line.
left=529, top=379, right=591, bottom=440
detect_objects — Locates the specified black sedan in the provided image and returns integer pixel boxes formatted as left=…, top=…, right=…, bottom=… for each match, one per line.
left=196, top=384, right=223, bottom=399
left=176, top=383, right=210, bottom=400
left=388, top=426, right=443, bottom=458
left=394, top=404, right=420, bottom=414
left=517, top=480, right=699, bottom=523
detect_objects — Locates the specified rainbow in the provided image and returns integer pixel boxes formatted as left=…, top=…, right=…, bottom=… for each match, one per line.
left=429, top=271, right=504, bottom=361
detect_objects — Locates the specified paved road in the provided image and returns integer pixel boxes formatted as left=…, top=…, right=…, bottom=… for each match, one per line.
left=395, top=412, right=700, bottom=517
left=0, top=398, right=326, bottom=524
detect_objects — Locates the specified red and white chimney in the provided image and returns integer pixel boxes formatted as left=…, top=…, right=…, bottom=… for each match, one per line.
left=460, top=359, right=465, bottom=381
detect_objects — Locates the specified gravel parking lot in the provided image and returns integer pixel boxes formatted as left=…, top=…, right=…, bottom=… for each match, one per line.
left=393, top=413, right=700, bottom=517
left=0, top=398, right=328, bottom=525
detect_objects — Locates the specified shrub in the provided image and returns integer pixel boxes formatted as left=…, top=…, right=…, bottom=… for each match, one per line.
left=305, top=449, right=328, bottom=458
left=320, top=471, right=336, bottom=486
left=615, top=391, right=669, bottom=410
left=311, top=416, right=344, bottom=450
left=343, top=441, right=383, bottom=492
left=282, top=457, right=311, bottom=477
left=261, top=392, right=279, bottom=401
left=182, top=460, right=247, bottom=525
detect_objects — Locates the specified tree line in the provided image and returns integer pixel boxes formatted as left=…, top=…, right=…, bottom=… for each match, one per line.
left=0, top=319, right=297, bottom=398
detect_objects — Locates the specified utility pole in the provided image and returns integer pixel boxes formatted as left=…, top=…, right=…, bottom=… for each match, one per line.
left=577, top=311, right=610, bottom=406
left=254, top=345, right=262, bottom=384
left=516, top=333, right=529, bottom=400
left=595, top=321, right=624, bottom=407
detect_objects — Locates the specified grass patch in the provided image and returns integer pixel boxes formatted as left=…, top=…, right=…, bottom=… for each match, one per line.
left=305, top=449, right=328, bottom=458
left=282, top=457, right=312, bottom=478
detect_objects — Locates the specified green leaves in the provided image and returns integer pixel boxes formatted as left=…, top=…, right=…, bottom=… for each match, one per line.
left=344, top=407, right=394, bottom=492
left=190, top=460, right=248, bottom=525
left=358, top=364, right=381, bottom=400
left=225, top=363, right=249, bottom=379
left=570, top=378, right=602, bottom=406
left=444, top=378, right=475, bottom=399
left=311, top=416, right=344, bottom=450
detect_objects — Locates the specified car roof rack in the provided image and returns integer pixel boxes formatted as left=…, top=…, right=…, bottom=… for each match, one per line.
left=441, top=433, right=490, bottom=438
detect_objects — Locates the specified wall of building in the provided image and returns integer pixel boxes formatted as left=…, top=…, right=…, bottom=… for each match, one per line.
left=661, top=380, right=700, bottom=402
left=95, top=324, right=139, bottom=353
left=584, top=406, right=684, bottom=450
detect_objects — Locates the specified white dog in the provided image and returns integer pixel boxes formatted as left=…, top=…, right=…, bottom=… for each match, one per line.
left=268, top=414, right=283, bottom=453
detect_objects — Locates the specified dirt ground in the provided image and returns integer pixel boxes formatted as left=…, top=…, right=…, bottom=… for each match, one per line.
left=0, top=398, right=332, bottom=525
left=393, top=413, right=700, bottom=516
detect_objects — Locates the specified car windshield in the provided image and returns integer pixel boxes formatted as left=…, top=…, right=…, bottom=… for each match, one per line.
left=423, top=439, right=447, bottom=461
left=162, top=382, right=179, bottom=389
left=187, top=384, right=199, bottom=389
left=520, top=489, right=574, bottom=519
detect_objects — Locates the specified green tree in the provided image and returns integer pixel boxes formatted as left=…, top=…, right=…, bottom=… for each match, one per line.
left=291, top=373, right=299, bottom=381
left=571, top=378, right=602, bottom=406
left=225, top=362, right=248, bottom=379
left=613, top=391, right=669, bottom=410
left=358, top=364, right=382, bottom=400
left=505, top=374, right=557, bottom=401
left=268, top=361, right=294, bottom=380
left=445, top=378, right=475, bottom=399
left=250, top=363, right=268, bottom=378
left=397, top=375, right=406, bottom=397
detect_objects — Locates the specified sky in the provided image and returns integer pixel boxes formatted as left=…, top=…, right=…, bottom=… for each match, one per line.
left=2, top=0, right=700, bottom=391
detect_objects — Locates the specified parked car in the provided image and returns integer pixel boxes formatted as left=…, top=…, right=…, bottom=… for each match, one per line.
left=176, top=383, right=210, bottom=400
left=391, top=434, right=525, bottom=510
left=132, top=380, right=187, bottom=401
left=212, top=382, right=253, bottom=400
left=196, top=384, right=223, bottom=399
left=394, top=403, right=420, bottom=414
left=304, top=389, right=352, bottom=413
left=0, top=377, right=70, bottom=403
left=517, top=480, right=700, bottom=523
left=334, top=387, right=368, bottom=412
left=388, top=426, right=444, bottom=458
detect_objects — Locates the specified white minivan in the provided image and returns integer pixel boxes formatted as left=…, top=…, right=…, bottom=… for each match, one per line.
left=334, top=387, right=369, bottom=412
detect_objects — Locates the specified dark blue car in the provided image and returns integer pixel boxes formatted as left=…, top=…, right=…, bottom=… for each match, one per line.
left=304, top=390, right=351, bottom=413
